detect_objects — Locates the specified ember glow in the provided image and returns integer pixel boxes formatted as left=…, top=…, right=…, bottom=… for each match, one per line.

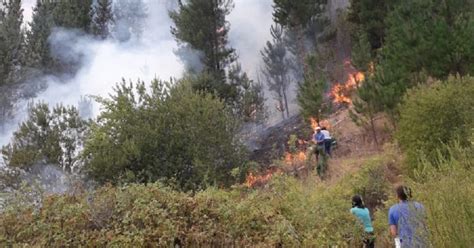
left=330, top=60, right=365, bottom=105
left=244, top=167, right=282, bottom=187
left=244, top=117, right=332, bottom=188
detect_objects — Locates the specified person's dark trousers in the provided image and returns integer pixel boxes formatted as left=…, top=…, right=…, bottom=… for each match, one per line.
left=363, top=232, right=375, bottom=248
left=324, top=139, right=332, bottom=157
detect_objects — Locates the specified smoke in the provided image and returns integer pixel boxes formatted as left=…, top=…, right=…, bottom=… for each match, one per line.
left=229, top=0, right=300, bottom=126
left=0, top=0, right=292, bottom=165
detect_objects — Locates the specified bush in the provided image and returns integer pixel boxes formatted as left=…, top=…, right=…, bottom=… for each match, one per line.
left=397, top=76, right=474, bottom=171
left=0, top=173, right=375, bottom=247
left=83, top=79, right=246, bottom=191
left=412, top=142, right=474, bottom=247
left=2, top=102, right=89, bottom=173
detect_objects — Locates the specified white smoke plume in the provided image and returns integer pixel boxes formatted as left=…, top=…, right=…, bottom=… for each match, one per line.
left=1, top=0, right=294, bottom=164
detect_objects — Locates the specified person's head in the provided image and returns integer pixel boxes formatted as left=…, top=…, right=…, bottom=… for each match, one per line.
left=315, top=127, right=321, bottom=133
left=395, top=185, right=412, bottom=201
left=321, top=127, right=327, bottom=130
left=352, top=195, right=365, bottom=208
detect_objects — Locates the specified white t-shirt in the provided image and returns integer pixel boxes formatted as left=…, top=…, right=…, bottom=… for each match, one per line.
left=321, top=130, right=331, bottom=140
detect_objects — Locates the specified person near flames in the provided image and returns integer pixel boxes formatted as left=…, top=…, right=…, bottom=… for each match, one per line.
left=313, top=126, right=325, bottom=160
left=388, top=185, right=429, bottom=248
left=350, top=195, right=375, bottom=248
left=321, top=127, right=332, bottom=157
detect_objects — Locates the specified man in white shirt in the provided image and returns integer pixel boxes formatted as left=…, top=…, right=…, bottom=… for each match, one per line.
left=321, top=127, right=332, bottom=157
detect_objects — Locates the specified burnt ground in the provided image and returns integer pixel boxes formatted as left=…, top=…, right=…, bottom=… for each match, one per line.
left=249, top=108, right=393, bottom=174
left=249, top=115, right=311, bottom=167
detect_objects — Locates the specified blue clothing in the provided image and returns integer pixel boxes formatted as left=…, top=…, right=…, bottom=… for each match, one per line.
left=389, top=201, right=428, bottom=248
left=313, top=132, right=325, bottom=144
left=351, top=207, right=374, bottom=232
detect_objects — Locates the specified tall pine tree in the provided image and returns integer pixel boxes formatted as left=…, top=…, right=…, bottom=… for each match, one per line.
left=261, top=24, right=291, bottom=119
left=24, top=0, right=54, bottom=71
left=170, top=0, right=236, bottom=79
left=273, top=0, right=327, bottom=76
left=0, top=0, right=23, bottom=85
left=91, top=0, right=113, bottom=39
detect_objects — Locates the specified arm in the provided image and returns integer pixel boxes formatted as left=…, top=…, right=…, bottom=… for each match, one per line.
left=390, top=225, right=398, bottom=237
left=388, top=206, right=398, bottom=237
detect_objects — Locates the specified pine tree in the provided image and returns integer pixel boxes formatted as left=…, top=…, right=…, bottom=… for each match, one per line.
left=170, top=0, right=236, bottom=79
left=91, top=0, right=113, bottom=39
left=24, top=0, right=54, bottom=71
left=228, top=63, right=266, bottom=123
left=0, top=0, right=23, bottom=85
left=261, top=24, right=291, bottom=119
left=0, top=0, right=23, bottom=131
left=375, top=0, right=474, bottom=118
left=273, top=0, right=327, bottom=75
left=348, top=0, right=399, bottom=52
left=297, top=55, right=328, bottom=121
left=52, top=0, right=93, bottom=31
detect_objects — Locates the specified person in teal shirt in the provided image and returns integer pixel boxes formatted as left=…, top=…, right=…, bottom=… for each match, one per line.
left=351, top=195, right=375, bottom=248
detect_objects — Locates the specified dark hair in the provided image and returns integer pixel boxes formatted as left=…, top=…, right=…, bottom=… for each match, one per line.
left=396, top=185, right=412, bottom=201
left=321, top=127, right=327, bottom=130
left=352, top=195, right=365, bottom=208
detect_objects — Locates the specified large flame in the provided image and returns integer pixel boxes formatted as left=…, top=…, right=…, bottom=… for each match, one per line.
left=330, top=60, right=365, bottom=105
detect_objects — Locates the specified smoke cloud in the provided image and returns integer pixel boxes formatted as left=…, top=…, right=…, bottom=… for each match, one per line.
left=1, top=0, right=294, bottom=165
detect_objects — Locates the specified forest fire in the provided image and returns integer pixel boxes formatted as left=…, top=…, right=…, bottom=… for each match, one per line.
left=244, top=167, right=282, bottom=188
left=330, top=61, right=365, bottom=105
left=245, top=118, right=328, bottom=188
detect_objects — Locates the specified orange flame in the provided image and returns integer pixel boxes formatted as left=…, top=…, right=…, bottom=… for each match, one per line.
left=330, top=61, right=365, bottom=105
left=244, top=168, right=282, bottom=188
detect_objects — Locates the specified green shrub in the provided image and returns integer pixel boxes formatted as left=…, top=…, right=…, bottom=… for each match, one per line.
left=2, top=102, right=89, bottom=173
left=83, top=79, right=246, bottom=191
left=412, top=142, right=474, bottom=247
left=397, top=76, right=474, bottom=171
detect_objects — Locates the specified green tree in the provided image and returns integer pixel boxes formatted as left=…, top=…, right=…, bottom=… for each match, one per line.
left=0, top=0, right=23, bottom=85
left=170, top=0, right=236, bottom=79
left=273, top=0, right=327, bottom=75
left=349, top=76, right=383, bottom=145
left=348, top=0, right=399, bottom=52
left=0, top=0, right=23, bottom=129
left=261, top=24, right=291, bottom=119
left=52, top=0, right=93, bottom=31
left=84, top=79, right=246, bottom=191
left=24, top=0, right=55, bottom=71
left=227, top=63, right=267, bottom=123
left=397, top=76, right=474, bottom=170
left=297, top=55, right=328, bottom=121
left=375, top=0, right=474, bottom=116
left=91, top=0, right=113, bottom=39
left=2, top=103, right=89, bottom=173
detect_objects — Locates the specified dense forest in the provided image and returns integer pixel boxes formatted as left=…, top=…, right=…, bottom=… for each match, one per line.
left=0, top=0, right=473, bottom=247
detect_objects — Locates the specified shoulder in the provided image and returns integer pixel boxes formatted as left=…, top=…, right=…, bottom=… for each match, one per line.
left=389, top=204, right=400, bottom=216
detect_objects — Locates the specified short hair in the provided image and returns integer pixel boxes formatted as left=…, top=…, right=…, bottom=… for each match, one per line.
left=321, top=127, right=327, bottom=130
left=396, top=185, right=412, bottom=201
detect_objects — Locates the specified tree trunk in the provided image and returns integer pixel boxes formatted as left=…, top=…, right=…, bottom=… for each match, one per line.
left=369, top=112, right=379, bottom=146
left=282, top=89, right=290, bottom=118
